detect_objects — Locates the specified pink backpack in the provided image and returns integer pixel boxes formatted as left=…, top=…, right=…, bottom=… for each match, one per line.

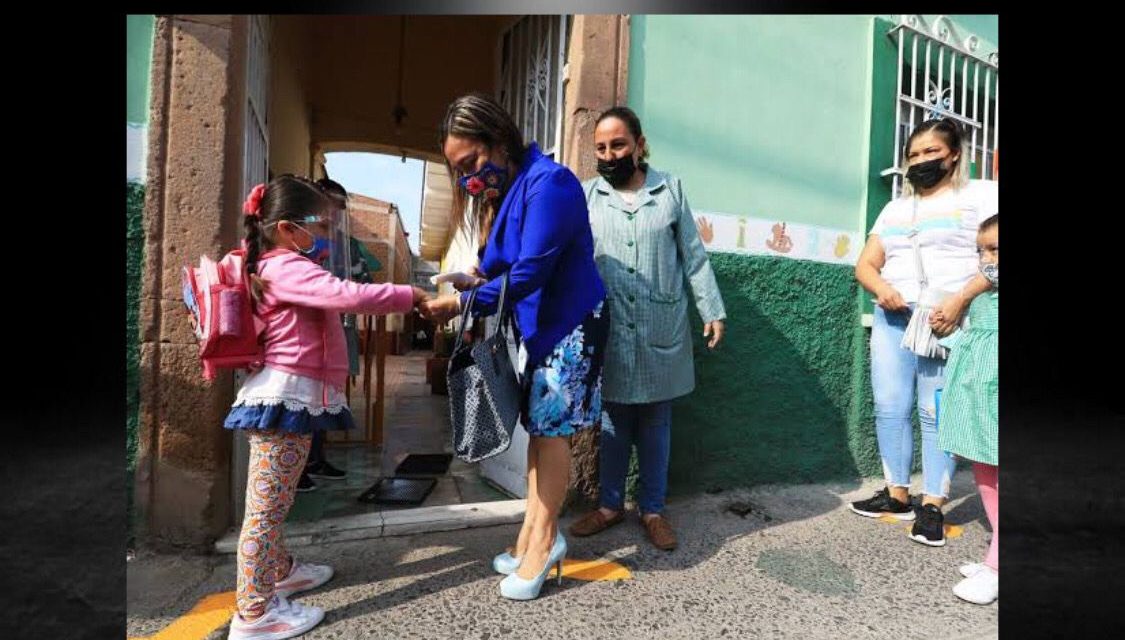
left=181, top=248, right=266, bottom=380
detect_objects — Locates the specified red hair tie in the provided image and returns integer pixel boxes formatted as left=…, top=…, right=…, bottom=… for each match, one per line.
left=242, top=183, right=267, bottom=218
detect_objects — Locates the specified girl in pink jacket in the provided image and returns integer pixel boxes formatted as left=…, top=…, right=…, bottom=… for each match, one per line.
left=224, top=175, right=427, bottom=640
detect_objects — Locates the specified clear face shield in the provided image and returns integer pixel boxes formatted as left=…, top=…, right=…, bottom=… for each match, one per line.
left=324, top=206, right=353, bottom=281
left=287, top=209, right=352, bottom=280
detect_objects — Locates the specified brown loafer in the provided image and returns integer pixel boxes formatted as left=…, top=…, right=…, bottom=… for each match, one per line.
left=643, top=515, right=677, bottom=550
left=568, top=509, right=624, bottom=537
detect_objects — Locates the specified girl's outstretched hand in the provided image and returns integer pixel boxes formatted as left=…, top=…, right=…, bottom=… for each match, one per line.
left=419, top=295, right=462, bottom=325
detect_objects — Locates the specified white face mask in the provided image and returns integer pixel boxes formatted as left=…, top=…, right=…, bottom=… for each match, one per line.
left=981, top=262, right=998, bottom=288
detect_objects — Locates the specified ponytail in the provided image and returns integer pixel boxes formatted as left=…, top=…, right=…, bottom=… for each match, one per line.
left=243, top=214, right=268, bottom=302
left=242, top=183, right=269, bottom=302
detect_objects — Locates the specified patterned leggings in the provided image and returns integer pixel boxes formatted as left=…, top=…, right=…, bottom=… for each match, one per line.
left=236, top=431, right=311, bottom=618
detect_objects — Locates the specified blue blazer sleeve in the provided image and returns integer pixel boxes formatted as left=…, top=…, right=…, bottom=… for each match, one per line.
left=463, top=170, right=585, bottom=316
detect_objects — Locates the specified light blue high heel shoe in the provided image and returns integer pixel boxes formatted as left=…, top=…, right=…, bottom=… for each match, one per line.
left=492, top=530, right=563, bottom=575
left=498, top=533, right=567, bottom=600
left=492, top=550, right=521, bottom=575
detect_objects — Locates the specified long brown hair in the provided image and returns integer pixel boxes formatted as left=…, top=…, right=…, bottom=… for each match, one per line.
left=438, top=92, right=527, bottom=250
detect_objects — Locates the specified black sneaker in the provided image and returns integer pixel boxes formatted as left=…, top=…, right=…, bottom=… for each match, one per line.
left=909, top=504, right=946, bottom=546
left=307, top=461, right=347, bottom=480
left=848, top=487, right=916, bottom=520
left=297, top=472, right=317, bottom=493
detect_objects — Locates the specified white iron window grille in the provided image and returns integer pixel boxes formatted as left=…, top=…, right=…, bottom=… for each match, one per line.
left=498, top=15, right=570, bottom=161
left=244, top=14, right=270, bottom=195
left=884, top=15, right=998, bottom=199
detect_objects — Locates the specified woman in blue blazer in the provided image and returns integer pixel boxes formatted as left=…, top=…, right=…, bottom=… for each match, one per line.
left=422, top=93, right=608, bottom=601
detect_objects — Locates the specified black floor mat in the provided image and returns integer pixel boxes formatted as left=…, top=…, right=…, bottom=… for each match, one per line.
left=394, top=453, right=453, bottom=476
left=357, top=477, right=437, bottom=506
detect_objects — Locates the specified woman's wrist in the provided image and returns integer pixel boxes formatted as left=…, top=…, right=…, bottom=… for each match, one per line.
left=871, top=281, right=893, bottom=298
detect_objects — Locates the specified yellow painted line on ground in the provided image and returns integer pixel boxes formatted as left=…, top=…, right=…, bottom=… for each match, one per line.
left=876, top=514, right=965, bottom=539
left=128, top=591, right=236, bottom=640
left=944, top=524, right=964, bottom=538
left=549, top=557, right=633, bottom=581
left=132, top=557, right=631, bottom=640
left=892, top=521, right=965, bottom=538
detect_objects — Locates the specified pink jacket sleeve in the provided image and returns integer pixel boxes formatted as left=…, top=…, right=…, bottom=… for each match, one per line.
left=264, top=254, right=415, bottom=315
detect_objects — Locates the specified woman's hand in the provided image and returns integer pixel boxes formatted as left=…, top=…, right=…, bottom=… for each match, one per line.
left=419, top=295, right=462, bottom=325
left=874, top=284, right=909, bottom=312
left=930, top=272, right=990, bottom=337
left=703, top=320, right=725, bottom=350
left=453, top=271, right=487, bottom=292
left=929, top=293, right=967, bottom=337
left=432, top=268, right=487, bottom=292
left=457, top=265, right=487, bottom=291
left=856, top=237, right=907, bottom=313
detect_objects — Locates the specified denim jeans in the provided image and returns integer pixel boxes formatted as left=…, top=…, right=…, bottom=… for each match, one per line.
left=598, top=401, right=673, bottom=515
left=871, top=306, right=955, bottom=498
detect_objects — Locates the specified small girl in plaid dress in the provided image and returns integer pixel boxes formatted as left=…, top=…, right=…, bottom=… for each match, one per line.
left=937, top=213, right=999, bottom=605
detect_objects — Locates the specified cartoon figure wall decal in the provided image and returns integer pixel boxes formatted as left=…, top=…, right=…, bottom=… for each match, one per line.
left=696, top=216, right=715, bottom=245
left=766, top=222, right=793, bottom=253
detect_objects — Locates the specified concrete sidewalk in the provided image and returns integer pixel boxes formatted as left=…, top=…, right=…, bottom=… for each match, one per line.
left=128, top=473, right=998, bottom=640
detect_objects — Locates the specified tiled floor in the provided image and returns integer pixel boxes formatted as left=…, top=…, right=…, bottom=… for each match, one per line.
left=287, top=350, right=511, bottom=523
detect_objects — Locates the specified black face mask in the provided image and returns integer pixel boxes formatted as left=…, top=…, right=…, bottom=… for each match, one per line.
left=905, top=157, right=951, bottom=190
left=597, top=154, right=638, bottom=188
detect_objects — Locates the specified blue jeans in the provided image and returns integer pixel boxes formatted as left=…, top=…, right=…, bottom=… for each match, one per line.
left=871, top=306, right=955, bottom=498
left=598, top=401, right=672, bottom=515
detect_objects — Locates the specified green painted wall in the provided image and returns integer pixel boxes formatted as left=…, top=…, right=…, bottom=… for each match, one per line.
left=670, top=255, right=881, bottom=489
left=626, top=16, right=885, bottom=492
left=861, top=17, right=900, bottom=317
left=127, top=181, right=144, bottom=477
left=127, top=16, right=153, bottom=527
left=628, top=15, right=876, bottom=233
left=128, top=16, right=155, bottom=125
left=949, top=15, right=997, bottom=42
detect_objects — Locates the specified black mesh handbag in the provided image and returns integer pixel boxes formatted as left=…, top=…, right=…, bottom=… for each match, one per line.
left=447, top=273, right=521, bottom=463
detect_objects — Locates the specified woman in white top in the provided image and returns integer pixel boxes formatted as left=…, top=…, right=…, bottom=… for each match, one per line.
left=849, top=118, right=997, bottom=547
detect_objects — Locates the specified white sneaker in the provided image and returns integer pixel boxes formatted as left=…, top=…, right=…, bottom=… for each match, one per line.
left=953, top=567, right=998, bottom=605
left=959, top=562, right=987, bottom=578
left=228, top=596, right=325, bottom=640
left=275, top=558, right=335, bottom=599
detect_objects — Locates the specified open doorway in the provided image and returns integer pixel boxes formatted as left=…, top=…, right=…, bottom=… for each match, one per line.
left=282, top=150, right=512, bottom=524
left=227, top=14, right=575, bottom=529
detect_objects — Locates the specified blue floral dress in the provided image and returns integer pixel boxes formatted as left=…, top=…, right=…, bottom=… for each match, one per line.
left=521, top=301, right=609, bottom=437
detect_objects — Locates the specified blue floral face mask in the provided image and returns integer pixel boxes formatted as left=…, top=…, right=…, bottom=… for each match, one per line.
left=458, top=160, right=508, bottom=200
